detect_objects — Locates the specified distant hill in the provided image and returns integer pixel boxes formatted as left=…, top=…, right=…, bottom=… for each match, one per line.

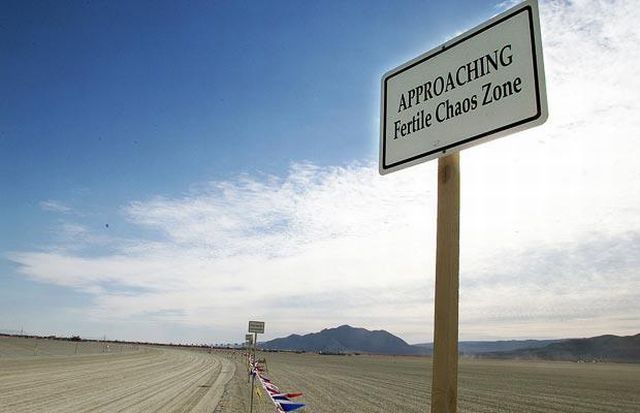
left=479, top=334, right=640, bottom=362
left=261, top=326, right=640, bottom=361
left=260, top=325, right=421, bottom=355
left=413, top=339, right=559, bottom=355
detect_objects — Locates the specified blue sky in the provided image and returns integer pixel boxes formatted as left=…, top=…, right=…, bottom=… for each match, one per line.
left=1, top=0, right=489, bottom=202
left=1, top=0, right=491, bottom=250
left=2, top=0, right=640, bottom=344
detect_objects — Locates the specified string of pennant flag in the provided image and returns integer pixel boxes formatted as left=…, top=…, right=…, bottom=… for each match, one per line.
left=249, top=354, right=306, bottom=412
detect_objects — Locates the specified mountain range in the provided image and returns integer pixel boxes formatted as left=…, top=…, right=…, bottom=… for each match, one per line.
left=413, top=339, right=559, bottom=355
left=260, top=325, right=640, bottom=362
left=477, top=333, right=640, bottom=362
left=261, top=325, right=421, bottom=355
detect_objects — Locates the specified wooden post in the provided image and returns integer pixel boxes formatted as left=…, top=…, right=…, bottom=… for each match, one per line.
left=249, top=362, right=255, bottom=413
left=249, top=332, right=257, bottom=413
left=247, top=341, right=251, bottom=383
left=430, top=152, right=460, bottom=413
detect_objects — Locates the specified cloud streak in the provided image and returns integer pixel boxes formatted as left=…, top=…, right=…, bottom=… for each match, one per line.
left=6, top=0, right=640, bottom=343
left=39, top=200, right=72, bottom=213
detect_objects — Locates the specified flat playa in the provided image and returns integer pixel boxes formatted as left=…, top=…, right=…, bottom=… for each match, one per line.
left=2, top=336, right=639, bottom=413
left=259, top=351, right=640, bottom=413
left=0, top=336, right=235, bottom=412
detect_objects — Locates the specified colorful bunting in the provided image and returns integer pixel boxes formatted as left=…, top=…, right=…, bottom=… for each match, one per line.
left=249, top=355, right=306, bottom=412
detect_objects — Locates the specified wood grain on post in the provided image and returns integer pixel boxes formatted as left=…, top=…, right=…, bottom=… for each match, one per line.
left=430, top=152, right=460, bottom=413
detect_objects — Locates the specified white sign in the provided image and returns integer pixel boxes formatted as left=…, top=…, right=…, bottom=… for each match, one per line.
left=380, top=0, right=547, bottom=175
left=248, top=320, right=265, bottom=334
left=245, top=334, right=254, bottom=344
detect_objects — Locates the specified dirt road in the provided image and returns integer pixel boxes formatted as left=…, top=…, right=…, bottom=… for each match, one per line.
left=0, top=346, right=235, bottom=412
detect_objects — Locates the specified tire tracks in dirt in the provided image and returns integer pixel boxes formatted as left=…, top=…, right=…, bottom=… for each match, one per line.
left=0, top=347, right=234, bottom=413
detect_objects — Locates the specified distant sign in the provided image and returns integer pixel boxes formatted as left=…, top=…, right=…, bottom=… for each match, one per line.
left=380, top=0, right=547, bottom=174
left=248, top=321, right=265, bottom=334
left=245, top=334, right=254, bottom=344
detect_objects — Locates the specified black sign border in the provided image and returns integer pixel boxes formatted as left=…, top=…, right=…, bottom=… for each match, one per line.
left=382, top=5, right=542, bottom=171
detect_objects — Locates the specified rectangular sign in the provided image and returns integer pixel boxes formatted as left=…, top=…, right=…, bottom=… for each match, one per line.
left=245, top=334, right=253, bottom=344
left=248, top=320, right=265, bottom=334
left=380, top=0, right=547, bottom=175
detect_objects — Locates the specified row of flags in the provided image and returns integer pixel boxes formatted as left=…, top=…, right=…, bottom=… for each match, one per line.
left=249, top=354, right=306, bottom=412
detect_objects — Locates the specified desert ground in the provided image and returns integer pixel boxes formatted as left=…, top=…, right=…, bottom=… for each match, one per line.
left=2, top=336, right=639, bottom=413
left=258, top=351, right=640, bottom=413
left=0, top=335, right=235, bottom=412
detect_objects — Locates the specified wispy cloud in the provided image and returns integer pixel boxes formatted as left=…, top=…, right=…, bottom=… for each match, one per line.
left=39, top=200, right=72, bottom=213
left=6, top=0, right=640, bottom=343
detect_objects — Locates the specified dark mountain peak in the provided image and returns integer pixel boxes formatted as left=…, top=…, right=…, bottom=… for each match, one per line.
left=326, top=324, right=361, bottom=333
left=261, top=325, right=419, bottom=355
